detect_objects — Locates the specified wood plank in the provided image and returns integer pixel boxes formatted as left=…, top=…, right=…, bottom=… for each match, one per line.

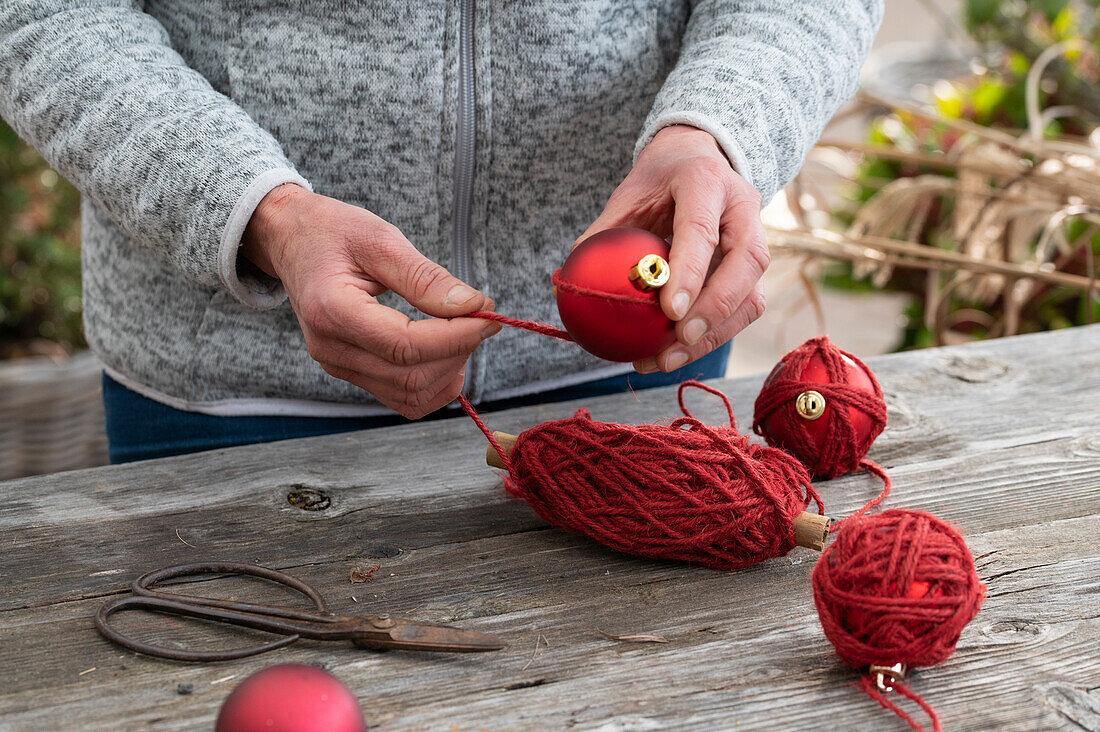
left=3, top=324, right=1099, bottom=533
left=0, top=514, right=1096, bottom=730
left=4, top=420, right=1098, bottom=615
left=3, top=326, right=1098, bottom=611
left=1, top=325, right=1098, bottom=730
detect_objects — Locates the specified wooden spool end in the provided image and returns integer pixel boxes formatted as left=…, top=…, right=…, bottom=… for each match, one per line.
left=483, top=431, right=832, bottom=552
left=486, top=432, right=518, bottom=469
left=793, top=511, right=831, bottom=552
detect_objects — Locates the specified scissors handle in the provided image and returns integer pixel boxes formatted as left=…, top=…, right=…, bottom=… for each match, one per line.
left=95, top=594, right=303, bottom=661
left=132, top=561, right=333, bottom=620
left=356, top=617, right=507, bottom=653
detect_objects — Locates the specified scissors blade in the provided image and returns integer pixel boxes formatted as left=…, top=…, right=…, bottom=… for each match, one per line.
left=353, top=619, right=506, bottom=653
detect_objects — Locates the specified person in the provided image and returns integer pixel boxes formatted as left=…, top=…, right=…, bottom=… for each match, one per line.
left=0, top=2, right=882, bottom=462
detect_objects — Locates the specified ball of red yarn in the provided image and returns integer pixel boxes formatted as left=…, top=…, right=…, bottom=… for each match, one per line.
left=753, top=336, right=887, bottom=479
left=495, top=382, right=823, bottom=570
left=812, top=509, right=985, bottom=671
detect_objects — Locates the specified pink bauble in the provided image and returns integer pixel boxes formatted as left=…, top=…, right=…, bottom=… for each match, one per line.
left=215, top=664, right=365, bottom=732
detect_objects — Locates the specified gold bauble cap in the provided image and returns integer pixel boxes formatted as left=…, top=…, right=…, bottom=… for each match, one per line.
left=628, top=254, right=670, bottom=291
left=795, top=390, right=826, bottom=420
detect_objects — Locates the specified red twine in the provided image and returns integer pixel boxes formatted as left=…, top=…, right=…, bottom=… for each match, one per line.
left=459, top=313, right=976, bottom=730
left=469, top=310, right=572, bottom=342
left=812, top=509, right=986, bottom=731
left=468, top=267, right=655, bottom=342
left=459, top=381, right=823, bottom=570
left=550, top=267, right=656, bottom=306
left=860, top=677, right=944, bottom=732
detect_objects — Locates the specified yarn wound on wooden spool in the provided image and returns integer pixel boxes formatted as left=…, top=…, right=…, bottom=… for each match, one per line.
left=812, top=509, right=986, bottom=731
left=459, top=381, right=825, bottom=570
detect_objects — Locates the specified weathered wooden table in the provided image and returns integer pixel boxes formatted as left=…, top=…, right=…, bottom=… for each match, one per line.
left=2, top=326, right=1099, bottom=730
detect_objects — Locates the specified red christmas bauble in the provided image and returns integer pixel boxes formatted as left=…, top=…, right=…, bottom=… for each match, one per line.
left=215, top=664, right=365, bottom=732
left=555, top=227, right=677, bottom=362
left=752, top=336, right=887, bottom=479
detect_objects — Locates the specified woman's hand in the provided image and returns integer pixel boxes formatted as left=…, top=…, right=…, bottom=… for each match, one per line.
left=578, top=125, right=769, bottom=373
left=241, top=185, right=500, bottom=418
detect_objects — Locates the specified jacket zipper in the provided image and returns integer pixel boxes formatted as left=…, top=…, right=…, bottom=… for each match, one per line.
left=452, top=0, right=477, bottom=396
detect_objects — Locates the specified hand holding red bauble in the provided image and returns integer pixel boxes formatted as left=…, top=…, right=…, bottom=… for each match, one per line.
left=215, top=663, right=365, bottom=732
left=753, top=336, right=887, bottom=479
left=554, top=227, right=677, bottom=362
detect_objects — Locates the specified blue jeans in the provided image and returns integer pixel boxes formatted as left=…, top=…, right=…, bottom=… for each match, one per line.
left=103, top=341, right=732, bottom=463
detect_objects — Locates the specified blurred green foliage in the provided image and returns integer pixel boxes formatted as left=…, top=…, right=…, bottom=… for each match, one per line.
left=829, top=0, right=1100, bottom=349
left=962, top=0, right=1100, bottom=130
left=0, top=119, right=83, bottom=358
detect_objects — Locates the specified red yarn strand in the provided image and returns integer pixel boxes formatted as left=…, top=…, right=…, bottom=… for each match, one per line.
left=467, top=311, right=573, bottom=342
left=551, top=268, right=655, bottom=306
left=457, top=394, right=515, bottom=474
left=677, top=380, right=736, bottom=428
left=465, top=267, right=660, bottom=342
left=858, top=677, right=942, bottom=732
left=828, top=459, right=893, bottom=533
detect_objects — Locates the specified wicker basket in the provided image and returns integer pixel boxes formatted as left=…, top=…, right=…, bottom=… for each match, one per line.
left=0, top=351, right=108, bottom=480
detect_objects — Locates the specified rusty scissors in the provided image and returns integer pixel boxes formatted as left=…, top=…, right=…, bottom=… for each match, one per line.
left=95, top=562, right=506, bottom=661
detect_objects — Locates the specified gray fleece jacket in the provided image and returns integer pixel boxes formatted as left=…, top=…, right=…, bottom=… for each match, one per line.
left=0, top=1, right=881, bottom=416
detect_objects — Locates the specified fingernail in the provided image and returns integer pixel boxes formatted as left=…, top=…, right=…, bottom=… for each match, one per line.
left=446, top=284, right=479, bottom=306
left=665, top=350, right=688, bottom=371
left=671, top=291, right=691, bottom=319
left=634, top=360, right=657, bottom=374
left=682, top=318, right=707, bottom=346
left=482, top=323, right=501, bottom=339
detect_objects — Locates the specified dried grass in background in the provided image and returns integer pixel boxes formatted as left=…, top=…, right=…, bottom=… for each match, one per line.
left=769, top=40, right=1100, bottom=347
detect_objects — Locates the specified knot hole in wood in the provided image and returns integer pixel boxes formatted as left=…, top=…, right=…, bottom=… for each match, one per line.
left=286, top=486, right=331, bottom=511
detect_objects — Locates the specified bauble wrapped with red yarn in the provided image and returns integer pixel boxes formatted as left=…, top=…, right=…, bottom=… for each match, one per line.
left=554, top=227, right=677, bottom=362
left=753, top=336, right=887, bottom=479
left=812, top=509, right=985, bottom=730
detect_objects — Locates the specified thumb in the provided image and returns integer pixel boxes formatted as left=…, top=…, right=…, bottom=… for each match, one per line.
left=370, top=228, right=491, bottom=318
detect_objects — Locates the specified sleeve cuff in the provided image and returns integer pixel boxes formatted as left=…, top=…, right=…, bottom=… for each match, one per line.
left=218, top=167, right=313, bottom=309
left=634, top=110, right=757, bottom=195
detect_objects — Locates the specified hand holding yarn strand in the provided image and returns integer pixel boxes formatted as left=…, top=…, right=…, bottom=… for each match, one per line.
left=812, top=509, right=986, bottom=731
left=458, top=381, right=831, bottom=570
